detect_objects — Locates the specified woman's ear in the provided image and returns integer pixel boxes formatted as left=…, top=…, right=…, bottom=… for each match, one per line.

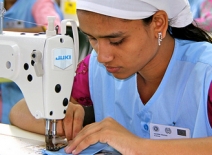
left=152, top=10, right=169, bottom=40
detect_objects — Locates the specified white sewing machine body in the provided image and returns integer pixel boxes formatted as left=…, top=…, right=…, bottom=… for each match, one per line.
left=0, top=20, right=78, bottom=120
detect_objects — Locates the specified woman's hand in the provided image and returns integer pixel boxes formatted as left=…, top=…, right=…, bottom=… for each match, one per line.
left=64, top=117, right=141, bottom=155
left=10, top=99, right=85, bottom=141
left=57, top=102, right=85, bottom=141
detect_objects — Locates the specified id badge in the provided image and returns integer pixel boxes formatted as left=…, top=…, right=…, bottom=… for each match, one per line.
left=5, top=21, right=24, bottom=28
left=150, top=123, right=191, bottom=139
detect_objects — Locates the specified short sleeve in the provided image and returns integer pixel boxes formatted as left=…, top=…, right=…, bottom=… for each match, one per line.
left=71, top=54, right=93, bottom=106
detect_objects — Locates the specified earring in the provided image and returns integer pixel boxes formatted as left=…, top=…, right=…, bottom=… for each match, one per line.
left=158, top=32, right=162, bottom=46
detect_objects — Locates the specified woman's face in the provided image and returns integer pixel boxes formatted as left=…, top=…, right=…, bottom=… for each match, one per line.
left=77, top=10, right=159, bottom=79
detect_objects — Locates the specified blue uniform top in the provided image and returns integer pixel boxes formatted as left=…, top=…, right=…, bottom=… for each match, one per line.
left=89, top=38, right=212, bottom=138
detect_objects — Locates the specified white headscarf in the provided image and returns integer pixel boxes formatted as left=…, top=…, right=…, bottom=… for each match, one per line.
left=77, top=0, right=193, bottom=28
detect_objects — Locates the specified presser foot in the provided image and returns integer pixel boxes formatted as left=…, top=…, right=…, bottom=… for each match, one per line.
left=45, top=135, right=67, bottom=151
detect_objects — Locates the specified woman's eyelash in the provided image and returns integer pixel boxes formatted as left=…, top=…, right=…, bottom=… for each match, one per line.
left=110, top=39, right=123, bottom=46
left=88, top=37, right=96, bottom=40
left=87, top=36, right=124, bottom=46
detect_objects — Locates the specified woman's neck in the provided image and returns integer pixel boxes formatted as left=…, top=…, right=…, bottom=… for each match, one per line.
left=137, top=34, right=175, bottom=104
left=4, top=0, right=17, bottom=10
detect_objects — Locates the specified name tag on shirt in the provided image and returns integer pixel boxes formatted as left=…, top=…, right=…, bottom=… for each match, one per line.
left=5, top=21, right=24, bottom=28
left=150, top=123, right=191, bottom=139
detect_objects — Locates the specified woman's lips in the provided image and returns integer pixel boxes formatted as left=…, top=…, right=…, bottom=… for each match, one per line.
left=106, top=66, right=120, bottom=73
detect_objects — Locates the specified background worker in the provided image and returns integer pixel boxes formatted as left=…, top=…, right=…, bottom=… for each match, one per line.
left=189, top=0, right=212, bottom=32
left=3, top=0, right=63, bottom=32
left=194, top=0, right=212, bottom=32
left=188, top=0, right=205, bottom=18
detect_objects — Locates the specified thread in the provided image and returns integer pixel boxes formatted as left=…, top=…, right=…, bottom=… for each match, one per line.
left=4, top=16, right=45, bottom=27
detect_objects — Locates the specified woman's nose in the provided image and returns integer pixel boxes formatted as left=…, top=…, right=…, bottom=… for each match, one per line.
left=96, top=41, right=113, bottom=63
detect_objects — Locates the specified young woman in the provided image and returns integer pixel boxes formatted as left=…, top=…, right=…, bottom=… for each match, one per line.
left=10, top=0, right=212, bottom=154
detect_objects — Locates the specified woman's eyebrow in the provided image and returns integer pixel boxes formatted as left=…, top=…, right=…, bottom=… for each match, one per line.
left=80, top=30, right=125, bottom=38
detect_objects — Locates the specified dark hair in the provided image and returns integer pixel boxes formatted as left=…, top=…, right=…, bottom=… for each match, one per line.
left=143, top=16, right=212, bottom=43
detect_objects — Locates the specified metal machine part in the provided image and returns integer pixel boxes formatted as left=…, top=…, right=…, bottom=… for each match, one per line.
left=0, top=2, right=6, bottom=34
left=45, top=119, right=68, bottom=151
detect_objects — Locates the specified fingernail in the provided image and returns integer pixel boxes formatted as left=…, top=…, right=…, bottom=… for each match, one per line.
left=64, top=146, right=69, bottom=152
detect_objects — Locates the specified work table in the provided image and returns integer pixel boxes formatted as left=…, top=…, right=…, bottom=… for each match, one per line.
left=0, top=123, right=45, bottom=155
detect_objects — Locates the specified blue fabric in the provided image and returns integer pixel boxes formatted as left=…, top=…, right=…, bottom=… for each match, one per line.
left=42, top=142, right=109, bottom=155
left=188, top=0, right=205, bottom=18
left=89, top=38, right=212, bottom=139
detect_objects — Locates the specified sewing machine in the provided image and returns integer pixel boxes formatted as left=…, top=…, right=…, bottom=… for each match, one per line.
left=0, top=15, right=79, bottom=151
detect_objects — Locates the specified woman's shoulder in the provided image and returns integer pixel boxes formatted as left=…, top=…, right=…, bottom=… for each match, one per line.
left=77, top=54, right=91, bottom=71
left=171, top=39, right=212, bottom=68
left=183, top=40, right=212, bottom=54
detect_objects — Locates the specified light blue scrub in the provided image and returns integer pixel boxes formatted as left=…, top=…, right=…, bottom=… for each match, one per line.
left=89, top=38, right=212, bottom=138
left=1, top=0, right=63, bottom=124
